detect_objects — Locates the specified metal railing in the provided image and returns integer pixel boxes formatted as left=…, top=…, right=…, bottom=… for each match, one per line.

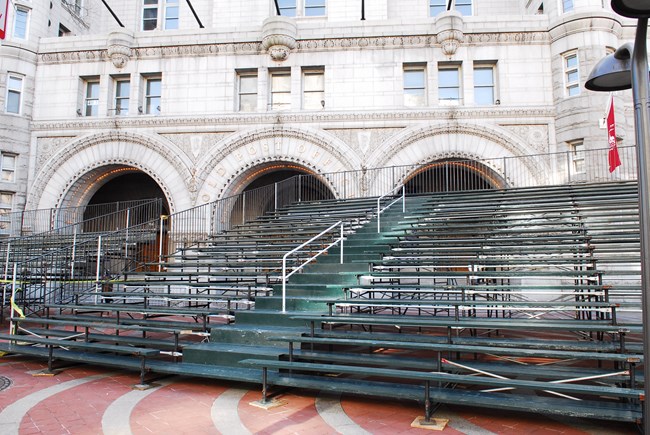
left=377, top=185, right=405, bottom=233
left=1, top=145, right=641, bottom=317
left=281, top=221, right=344, bottom=313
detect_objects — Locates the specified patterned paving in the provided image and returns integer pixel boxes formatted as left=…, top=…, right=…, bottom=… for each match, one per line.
left=0, top=356, right=639, bottom=435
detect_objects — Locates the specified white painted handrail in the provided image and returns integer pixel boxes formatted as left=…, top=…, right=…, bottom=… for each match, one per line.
left=282, top=220, right=344, bottom=313
left=377, top=185, right=405, bottom=232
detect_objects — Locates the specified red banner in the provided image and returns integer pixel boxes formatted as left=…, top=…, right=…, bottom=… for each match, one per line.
left=607, top=95, right=621, bottom=173
left=0, top=0, right=7, bottom=40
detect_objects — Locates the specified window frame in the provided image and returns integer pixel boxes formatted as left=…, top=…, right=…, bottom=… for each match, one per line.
left=456, top=0, right=472, bottom=16
left=114, top=77, right=131, bottom=116
left=562, top=0, right=574, bottom=13
left=403, top=64, right=427, bottom=108
left=12, top=5, right=30, bottom=40
left=304, top=0, right=326, bottom=17
left=237, top=71, right=258, bottom=112
left=429, top=0, right=446, bottom=17
left=164, top=0, right=179, bottom=30
left=564, top=52, right=580, bottom=97
left=473, top=63, right=496, bottom=106
left=277, top=0, right=297, bottom=17
left=6, top=74, right=23, bottom=115
left=0, top=153, right=16, bottom=184
left=569, top=140, right=585, bottom=174
left=83, top=78, right=100, bottom=117
left=438, top=64, right=462, bottom=106
left=142, top=0, right=159, bottom=31
left=269, top=69, right=291, bottom=111
left=143, top=75, right=162, bottom=115
left=302, top=67, right=325, bottom=110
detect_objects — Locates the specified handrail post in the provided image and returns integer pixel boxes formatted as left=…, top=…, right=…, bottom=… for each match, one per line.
left=402, top=186, right=406, bottom=213
left=158, top=215, right=167, bottom=272
left=340, top=222, right=344, bottom=264
left=9, top=263, right=17, bottom=334
left=377, top=196, right=381, bottom=233
left=275, top=182, right=278, bottom=211
left=70, top=229, right=77, bottom=280
left=95, top=235, right=102, bottom=305
left=282, top=257, right=287, bottom=313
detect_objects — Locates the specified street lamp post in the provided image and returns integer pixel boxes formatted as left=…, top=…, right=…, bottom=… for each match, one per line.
left=586, top=1, right=650, bottom=430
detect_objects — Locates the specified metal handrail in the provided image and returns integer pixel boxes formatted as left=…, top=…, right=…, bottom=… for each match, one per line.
left=377, top=185, right=405, bottom=233
left=281, top=220, right=344, bottom=313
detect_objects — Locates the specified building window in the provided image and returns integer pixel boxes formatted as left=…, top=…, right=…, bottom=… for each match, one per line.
left=0, top=192, right=13, bottom=214
left=305, top=0, right=326, bottom=16
left=143, top=0, right=159, bottom=30
left=144, top=76, right=161, bottom=115
left=237, top=72, right=258, bottom=112
left=13, top=6, right=29, bottom=40
left=114, top=78, right=130, bottom=116
left=302, top=68, right=324, bottom=110
left=59, top=23, right=72, bottom=37
left=164, top=0, right=179, bottom=29
left=270, top=70, right=291, bottom=111
left=403, top=65, right=426, bottom=107
left=63, top=0, right=84, bottom=16
left=569, top=140, right=585, bottom=174
left=474, top=64, right=495, bottom=106
left=84, top=79, right=100, bottom=116
left=1, top=154, right=16, bottom=183
left=429, top=0, right=446, bottom=17
left=438, top=65, right=461, bottom=105
left=6, top=75, right=23, bottom=115
left=278, top=0, right=297, bottom=16
left=562, top=0, right=574, bottom=13
left=456, top=0, right=472, bottom=15
left=564, top=52, right=580, bottom=97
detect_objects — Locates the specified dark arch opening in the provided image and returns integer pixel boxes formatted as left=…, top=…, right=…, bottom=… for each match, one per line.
left=83, top=172, right=169, bottom=229
left=231, top=165, right=334, bottom=226
left=404, top=159, right=505, bottom=194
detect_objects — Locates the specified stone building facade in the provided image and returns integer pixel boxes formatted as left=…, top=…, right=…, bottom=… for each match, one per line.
left=0, top=0, right=640, bottom=219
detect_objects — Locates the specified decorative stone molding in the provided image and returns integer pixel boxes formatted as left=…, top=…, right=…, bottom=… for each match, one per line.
left=107, top=30, right=134, bottom=69
left=37, top=31, right=550, bottom=65
left=261, top=17, right=297, bottom=61
left=435, top=11, right=465, bottom=57
left=30, top=107, right=556, bottom=132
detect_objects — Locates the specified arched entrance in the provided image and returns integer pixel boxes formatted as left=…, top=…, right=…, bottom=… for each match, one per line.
left=229, top=163, right=334, bottom=226
left=404, top=159, right=506, bottom=194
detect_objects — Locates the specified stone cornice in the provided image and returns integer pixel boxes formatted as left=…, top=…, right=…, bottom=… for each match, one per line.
left=30, top=107, right=556, bottom=132
left=37, top=31, right=550, bottom=65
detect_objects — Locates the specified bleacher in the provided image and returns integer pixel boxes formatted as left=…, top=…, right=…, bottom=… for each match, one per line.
left=0, top=182, right=644, bottom=426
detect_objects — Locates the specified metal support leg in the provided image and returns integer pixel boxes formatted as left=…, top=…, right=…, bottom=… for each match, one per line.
left=47, top=345, right=54, bottom=373
left=262, top=367, right=268, bottom=404
left=424, top=380, right=431, bottom=423
left=139, top=356, right=147, bottom=386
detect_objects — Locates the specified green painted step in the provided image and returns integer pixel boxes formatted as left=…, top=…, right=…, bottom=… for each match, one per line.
left=255, top=295, right=332, bottom=311
left=182, top=342, right=285, bottom=367
left=209, top=324, right=306, bottom=346
left=233, top=309, right=326, bottom=327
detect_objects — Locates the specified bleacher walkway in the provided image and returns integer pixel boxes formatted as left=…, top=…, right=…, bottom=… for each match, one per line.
left=0, top=181, right=644, bottom=429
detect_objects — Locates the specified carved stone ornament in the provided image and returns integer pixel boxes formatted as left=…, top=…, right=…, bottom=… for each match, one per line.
left=261, top=16, right=297, bottom=61
left=435, top=11, right=465, bottom=57
left=107, top=30, right=134, bottom=69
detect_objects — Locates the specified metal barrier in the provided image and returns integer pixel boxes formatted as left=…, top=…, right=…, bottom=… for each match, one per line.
left=1, top=145, right=641, bottom=317
left=281, top=221, right=344, bottom=313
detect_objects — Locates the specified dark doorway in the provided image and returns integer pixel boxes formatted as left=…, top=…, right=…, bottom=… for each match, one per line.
left=405, top=159, right=503, bottom=194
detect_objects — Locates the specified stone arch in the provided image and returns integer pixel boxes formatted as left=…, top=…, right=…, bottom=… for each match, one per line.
left=195, top=126, right=362, bottom=203
left=27, top=131, right=194, bottom=213
left=364, top=122, right=550, bottom=193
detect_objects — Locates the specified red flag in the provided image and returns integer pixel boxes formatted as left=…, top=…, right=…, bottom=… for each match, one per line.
left=0, top=0, right=8, bottom=40
left=607, top=94, right=621, bottom=173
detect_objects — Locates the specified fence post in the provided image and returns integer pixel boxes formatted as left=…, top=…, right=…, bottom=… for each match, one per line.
left=125, top=208, right=131, bottom=259
left=275, top=182, right=278, bottom=211
left=158, top=215, right=167, bottom=272
left=9, top=264, right=17, bottom=334
left=70, top=229, right=77, bottom=280
left=242, top=192, right=246, bottom=225
left=95, top=235, right=102, bottom=304
left=566, top=151, right=572, bottom=183
left=340, top=222, right=344, bottom=264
